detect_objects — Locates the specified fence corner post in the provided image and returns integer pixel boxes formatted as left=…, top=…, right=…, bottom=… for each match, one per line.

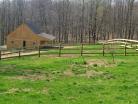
left=38, top=46, right=41, bottom=57
left=103, top=43, right=105, bottom=56
left=81, top=43, right=84, bottom=56
left=59, top=43, right=62, bottom=57
left=19, top=50, right=21, bottom=58
left=125, top=44, right=127, bottom=56
left=0, top=51, right=1, bottom=60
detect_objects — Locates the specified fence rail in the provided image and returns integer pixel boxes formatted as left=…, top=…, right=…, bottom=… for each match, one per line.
left=0, top=43, right=138, bottom=60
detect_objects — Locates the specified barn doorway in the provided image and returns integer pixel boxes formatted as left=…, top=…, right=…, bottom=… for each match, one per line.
left=23, top=41, right=26, bottom=48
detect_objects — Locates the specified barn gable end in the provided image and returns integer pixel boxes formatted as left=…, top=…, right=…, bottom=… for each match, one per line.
left=7, top=23, right=53, bottom=49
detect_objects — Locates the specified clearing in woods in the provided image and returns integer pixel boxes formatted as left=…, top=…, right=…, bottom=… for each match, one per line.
left=0, top=45, right=138, bottom=104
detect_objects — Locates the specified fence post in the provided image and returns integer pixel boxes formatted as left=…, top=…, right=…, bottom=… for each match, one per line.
left=0, top=51, right=1, bottom=60
left=59, top=43, right=62, bottom=57
left=19, top=50, right=21, bottom=58
left=81, top=44, right=84, bottom=56
left=103, top=44, right=105, bottom=56
left=125, top=44, right=127, bottom=56
left=38, top=46, right=41, bottom=57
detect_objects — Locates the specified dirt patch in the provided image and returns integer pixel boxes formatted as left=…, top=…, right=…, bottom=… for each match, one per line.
left=43, top=54, right=79, bottom=58
left=7, top=73, right=52, bottom=81
left=63, top=70, right=75, bottom=77
left=63, top=69, right=103, bottom=78
left=1, top=88, right=33, bottom=94
left=61, top=54, right=79, bottom=58
left=54, top=55, right=79, bottom=58
left=7, top=88, right=20, bottom=94
left=79, top=70, right=103, bottom=78
left=4, top=69, right=53, bottom=81
left=41, top=87, right=49, bottom=94
left=87, top=60, right=116, bottom=67
left=11, top=75, right=45, bottom=81
left=67, top=96, right=77, bottom=100
left=64, top=46, right=78, bottom=49
left=22, top=88, right=32, bottom=93
left=0, top=87, right=49, bottom=95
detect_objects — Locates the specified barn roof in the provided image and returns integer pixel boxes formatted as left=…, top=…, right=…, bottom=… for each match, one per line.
left=26, top=21, right=55, bottom=40
left=38, top=33, right=56, bottom=40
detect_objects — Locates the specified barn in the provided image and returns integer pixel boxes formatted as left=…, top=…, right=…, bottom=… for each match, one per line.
left=7, top=22, right=55, bottom=49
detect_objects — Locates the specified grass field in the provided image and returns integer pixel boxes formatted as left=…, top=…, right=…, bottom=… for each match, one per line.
left=0, top=45, right=138, bottom=104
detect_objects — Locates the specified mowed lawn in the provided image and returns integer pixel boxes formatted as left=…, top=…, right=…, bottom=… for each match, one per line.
left=0, top=53, right=138, bottom=104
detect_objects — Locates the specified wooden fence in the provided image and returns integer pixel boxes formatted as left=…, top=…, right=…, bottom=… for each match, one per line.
left=0, top=48, right=39, bottom=60
left=48, top=43, right=138, bottom=56
left=0, top=43, right=138, bottom=60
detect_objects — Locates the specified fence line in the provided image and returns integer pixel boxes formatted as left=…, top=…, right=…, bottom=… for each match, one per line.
left=0, top=43, right=138, bottom=60
left=53, top=43, right=138, bottom=57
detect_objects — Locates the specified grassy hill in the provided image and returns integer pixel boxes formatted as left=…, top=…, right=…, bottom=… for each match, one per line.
left=0, top=42, right=138, bottom=104
left=0, top=53, right=137, bottom=104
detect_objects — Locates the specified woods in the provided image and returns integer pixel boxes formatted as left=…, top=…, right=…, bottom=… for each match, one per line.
left=0, top=0, right=138, bottom=45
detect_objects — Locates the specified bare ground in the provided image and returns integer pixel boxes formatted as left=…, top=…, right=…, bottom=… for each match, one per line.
left=87, top=59, right=116, bottom=67
left=0, top=87, right=49, bottom=95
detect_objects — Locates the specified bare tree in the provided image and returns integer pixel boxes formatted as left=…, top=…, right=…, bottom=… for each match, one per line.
left=0, top=0, right=138, bottom=45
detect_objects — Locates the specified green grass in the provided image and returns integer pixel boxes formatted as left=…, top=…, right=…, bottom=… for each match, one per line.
left=0, top=45, right=138, bottom=104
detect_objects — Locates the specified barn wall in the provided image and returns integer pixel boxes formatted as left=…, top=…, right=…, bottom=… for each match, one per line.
left=7, top=24, right=49, bottom=49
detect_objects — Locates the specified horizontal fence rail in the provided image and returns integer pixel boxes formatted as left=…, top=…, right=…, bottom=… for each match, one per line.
left=0, top=43, right=138, bottom=60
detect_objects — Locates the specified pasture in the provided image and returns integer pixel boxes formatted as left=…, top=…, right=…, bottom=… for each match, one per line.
left=0, top=44, right=138, bottom=104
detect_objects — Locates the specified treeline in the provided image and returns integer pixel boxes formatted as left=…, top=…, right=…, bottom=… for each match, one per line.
left=0, top=0, right=138, bottom=45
